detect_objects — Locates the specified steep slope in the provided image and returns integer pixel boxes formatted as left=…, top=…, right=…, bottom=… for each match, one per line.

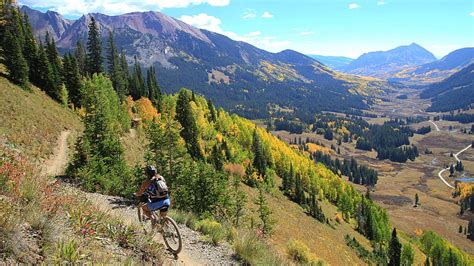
left=21, top=6, right=395, bottom=118
left=20, top=6, right=72, bottom=41
left=308, top=54, right=353, bottom=70
left=342, top=43, right=437, bottom=78
left=420, top=63, right=474, bottom=112
left=392, top=47, right=474, bottom=85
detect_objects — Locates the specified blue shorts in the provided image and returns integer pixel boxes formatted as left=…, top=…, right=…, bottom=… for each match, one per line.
left=147, top=198, right=170, bottom=211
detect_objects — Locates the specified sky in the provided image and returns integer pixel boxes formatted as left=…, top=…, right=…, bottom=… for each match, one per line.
left=19, top=0, right=474, bottom=58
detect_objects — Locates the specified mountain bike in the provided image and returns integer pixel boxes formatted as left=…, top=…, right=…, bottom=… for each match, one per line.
left=136, top=198, right=182, bottom=255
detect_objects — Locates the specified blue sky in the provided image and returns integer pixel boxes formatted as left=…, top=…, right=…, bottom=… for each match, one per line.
left=20, top=0, right=474, bottom=58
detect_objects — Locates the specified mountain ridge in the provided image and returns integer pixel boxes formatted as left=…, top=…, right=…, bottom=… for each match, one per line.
left=341, top=43, right=437, bottom=78
left=21, top=5, right=395, bottom=118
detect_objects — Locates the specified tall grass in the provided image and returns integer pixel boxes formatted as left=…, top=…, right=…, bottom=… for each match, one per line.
left=233, top=230, right=285, bottom=265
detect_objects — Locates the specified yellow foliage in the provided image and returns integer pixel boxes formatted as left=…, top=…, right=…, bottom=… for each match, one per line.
left=216, top=133, right=223, bottom=143
left=306, top=143, right=332, bottom=154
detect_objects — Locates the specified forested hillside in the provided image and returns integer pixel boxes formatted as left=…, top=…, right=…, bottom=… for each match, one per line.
left=21, top=5, right=396, bottom=119
left=421, top=63, right=474, bottom=112
left=2, top=3, right=473, bottom=265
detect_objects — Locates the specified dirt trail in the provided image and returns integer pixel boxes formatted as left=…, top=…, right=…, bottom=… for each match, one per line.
left=43, top=130, right=70, bottom=176
left=46, top=130, right=236, bottom=265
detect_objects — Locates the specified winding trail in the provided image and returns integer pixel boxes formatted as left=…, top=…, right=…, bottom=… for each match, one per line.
left=429, top=120, right=440, bottom=132
left=46, top=130, right=236, bottom=265
left=436, top=144, right=472, bottom=189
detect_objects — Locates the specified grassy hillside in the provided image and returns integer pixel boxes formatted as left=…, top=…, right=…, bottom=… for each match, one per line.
left=0, top=76, right=164, bottom=263
left=0, top=74, right=82, bottom=160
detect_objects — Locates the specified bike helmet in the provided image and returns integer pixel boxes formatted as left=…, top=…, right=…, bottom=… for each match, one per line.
left=145, top=165, right=157, bottom=177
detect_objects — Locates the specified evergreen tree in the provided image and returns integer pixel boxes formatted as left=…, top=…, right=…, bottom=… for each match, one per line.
left=129, top=56, right=146, bottom=100
left=44, top=32, right=63, bottom=101
left=21, top=12, right=37, bottom=82
left=256, top=184, right=275, bottom=237
left=252, top=128, right=266, bottom=177
left=459, top=225, right=463, bottom=233
left=74, top=40, right=87, bottom=76
left=2, top=25, right=29, bottom=88
left=389, top=228, right=402, bottom=266
left=86, top=16, right=103, bottom=75
left=146, top=66, right=161, bottom=108
left=105, top=30, right=128, bottom=99
left=415, top=193, right=419, bottom=207
left=62, top=53, right=82, bottom=106
left=449, top=164, right=455, bottom=177
left=175, top=89, right=203, bottom=160
left=35, top=41, right=55, bottom=94
left=207, top=99, right=217, bottom=123
left=67, top=74, right=130, bottom=195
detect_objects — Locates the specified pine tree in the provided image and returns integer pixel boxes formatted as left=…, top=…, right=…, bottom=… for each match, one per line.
left=175, top=89, right=203, bottom=160
left=67, top=74, right=130, bottom=195
left=207, top=99, right=217, bottom=122
left=21, top=12, right=37, bottom=82
left=146, top=66, right=161, bottom=108
left=130, top=56, right=146, bottom=100
left=105, top=30, right=128, bottom=99
left=63, top=53, right=82, bottom=106
left=44, top=32, right=63, bottom=101
left=389, top=228, right=402, bottom=266
left=74, top=40, right=87, bottom=76
left=2, top=25, right=29, bottom=88
left=252, top=128, right=266, bottom=177
left=449, top=164, right=455, bottom=177
left=35, top=41, right=55, bottom=93
left=86, top=16, right=103, bottom=75
left=415, top=193, right=419, bottom=207
left=255, top=184, right=275, bottom=237
left=459, top=225, right=463, bottom=233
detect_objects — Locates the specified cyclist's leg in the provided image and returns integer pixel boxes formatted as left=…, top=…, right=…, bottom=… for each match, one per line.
left=142, top=204, right=152, bottom=219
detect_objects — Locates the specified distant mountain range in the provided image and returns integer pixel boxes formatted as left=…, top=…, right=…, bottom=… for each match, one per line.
left=391, top=47, right=474, bottom=85
left=21, top=6, right=394, bottom=118
left=421, top=63, right=474, bottom=112
left=307, top=55, right=353, bottom=70
left=341, top=43, right=437, bottom=78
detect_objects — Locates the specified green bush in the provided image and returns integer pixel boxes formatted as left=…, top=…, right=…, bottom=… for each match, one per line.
left=233, top=230, right=285, bottom=265
left=195, top=218, right=226, bottom=245
left=53, top=239, right=80, bottom=264
left=287, top=239, right=314, bottom=264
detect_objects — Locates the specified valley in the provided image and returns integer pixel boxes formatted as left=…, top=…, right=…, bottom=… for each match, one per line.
left=271, top=90, right=474, bottom=256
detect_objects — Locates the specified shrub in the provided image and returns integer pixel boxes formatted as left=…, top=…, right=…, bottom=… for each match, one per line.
left=233, top=230, right=285, bottom=265
left=287, top=239, right=313, bottom=264
left=195, top=218, right=226, bottom=245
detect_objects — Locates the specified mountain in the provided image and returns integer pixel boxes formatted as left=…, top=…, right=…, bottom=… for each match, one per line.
left=341, top=43, right=437, bottom=78
left=391, top=47, right=474, bottom=85
left=21, top=5, right=72, bottom=41
left=421, top=63, right=474, bottom=112
left=307, top=55, right=353, bottom=70
left=21, top=6, right=394, bottom=119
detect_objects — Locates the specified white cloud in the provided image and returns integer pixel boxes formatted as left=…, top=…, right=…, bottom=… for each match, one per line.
left=247, top=31, right=262, bottom=37
left=242, top=9, right=256, bottom=19
left=470, top=12, right=474, bottom=16
left=19, top=0, right=230, bottom=17
left=377, top=1, right=385, bottom=6
left=349, top=3, right=360, bottom=9
left=299, top=31, right=315, bottom=36
left=261, top=11, right=273, bottom=18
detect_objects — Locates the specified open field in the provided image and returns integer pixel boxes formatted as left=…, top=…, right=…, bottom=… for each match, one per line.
left=271, top=91, right=474, bottom=256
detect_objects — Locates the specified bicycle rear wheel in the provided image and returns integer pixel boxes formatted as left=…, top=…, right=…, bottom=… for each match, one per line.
left=162, top=216, right=182, bottom=254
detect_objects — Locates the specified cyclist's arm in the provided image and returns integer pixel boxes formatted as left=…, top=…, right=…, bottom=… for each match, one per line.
left=135, top=180, right=151, bottom=197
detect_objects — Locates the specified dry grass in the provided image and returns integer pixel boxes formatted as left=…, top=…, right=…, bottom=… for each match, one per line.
left=0, top=76, right=82, bottom=161
left=240, top=185, right=369, bottom=265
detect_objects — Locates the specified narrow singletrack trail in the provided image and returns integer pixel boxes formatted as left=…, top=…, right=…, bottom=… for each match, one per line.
left=46, top=130, right=236, bottom=265
left=44, top=130, right=70, bottom=176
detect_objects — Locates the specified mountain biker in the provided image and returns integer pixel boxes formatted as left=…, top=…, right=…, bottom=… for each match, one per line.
left=135, top=165, right=170, bottom=219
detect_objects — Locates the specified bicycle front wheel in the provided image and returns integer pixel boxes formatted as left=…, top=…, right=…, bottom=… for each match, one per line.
left=162, top=216, right=182, bottom=254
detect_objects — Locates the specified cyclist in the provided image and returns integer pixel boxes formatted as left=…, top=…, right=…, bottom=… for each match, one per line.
left=135, top=165, right=170, bottom=219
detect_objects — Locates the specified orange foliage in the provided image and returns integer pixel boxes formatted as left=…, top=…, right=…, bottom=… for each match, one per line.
left=223, top=163, right=245, bottom=178
left=414, top=228, right=424, bottom=237
left=136, top=97, right=159, bottom=123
